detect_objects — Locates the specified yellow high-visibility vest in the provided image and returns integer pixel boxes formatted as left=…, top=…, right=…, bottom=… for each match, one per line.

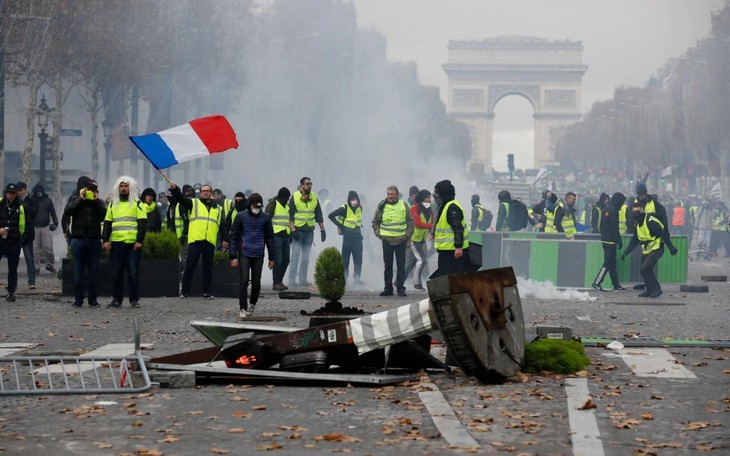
left=105, top=199, right=146, bottom=243
left=379, top=201, right=407, bottom=237
left=292, top=191, right=318, bottom=228
left=272, top=201, right=291, bottom=235
left=188, top=199, right=221, bottom=245
left=637, top=215, right=663, bottom=254
left=434, top=200, right=469, bottom=251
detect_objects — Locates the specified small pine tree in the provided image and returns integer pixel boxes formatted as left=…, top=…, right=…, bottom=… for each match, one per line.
left=314, top=247, right=346, bottom=303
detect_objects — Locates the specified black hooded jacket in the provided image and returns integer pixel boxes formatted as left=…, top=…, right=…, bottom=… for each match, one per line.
left=600, top=192, right=626, bottom=246
left=62, top=176, right=92, bottom=235
left=31, top=184, right=58, bottom=228
left=328, top=190, right=362, bottom=238
left=592, top=192, right=610, bottom=233
left=63, top=192, right=107, bottom=239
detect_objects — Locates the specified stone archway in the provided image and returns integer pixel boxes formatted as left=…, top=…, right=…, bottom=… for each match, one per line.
left=443, top=36, right=587, bottom=175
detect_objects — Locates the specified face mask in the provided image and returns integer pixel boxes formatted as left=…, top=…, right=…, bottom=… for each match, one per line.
left=85, top=191, right=95, bottom=200
left=422, top=202, right=431, bottom=209
left=251, top=208, right=261, bottom=215
left=350, top=199, right=358, bottom=206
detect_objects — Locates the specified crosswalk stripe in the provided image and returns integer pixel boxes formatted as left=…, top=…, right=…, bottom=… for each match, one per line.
left=610, top=348, right=697, bottom=379
left=566, top=378, right=605, bottom=456
left=0, top=343, right=36, bottom=357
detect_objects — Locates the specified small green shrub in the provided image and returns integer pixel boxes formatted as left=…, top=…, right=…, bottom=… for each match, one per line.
left=314, top=247, right=346, bottom=303
left=141, top=229, right=180, bottom=259
left=523, top=339, right=590, bottom=374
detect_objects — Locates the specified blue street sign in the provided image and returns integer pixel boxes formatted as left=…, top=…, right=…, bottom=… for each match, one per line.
left=60, top=128, right=82, bottom=137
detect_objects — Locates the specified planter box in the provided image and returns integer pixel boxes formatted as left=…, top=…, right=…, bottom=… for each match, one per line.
left=189, top=262, right=240, bottom=298
left=62, top=258, right=180, bottom=298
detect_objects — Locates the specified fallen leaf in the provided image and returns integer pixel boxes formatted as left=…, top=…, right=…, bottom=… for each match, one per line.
left=94, top=442, right=112, bottom=449
left=210, top=448, right=229, bottom=454
left=187, top=410, right=204, bottom=416
left=579, top=399, right=597, bottom=410
left=313, top=433, right=362, bottom=443
left=261, top=432, right=281, bottom=438
left=641, top=412, right=654, bottom=420
left=683, top=421, right=711, bottom=431
left=135, top=449, right=163, bottom=456
left=255, top=441, right=284, bottom=451
left=614, top=419, right=642, bottom=429
left=130, top=421, right=144, bottom=427
left=228, top=427, right=246, bottom=433
left=232, top=411, right=252, bottom=419
left=161, top=435, right=180, bottom=443
left=252, top=405, right=267, bottom=411
left=288, top=433, right=302, bottom=440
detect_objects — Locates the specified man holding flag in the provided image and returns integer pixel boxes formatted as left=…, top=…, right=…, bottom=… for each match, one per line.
left=172, top=183, right=222, bottom=299
left=128, top=114, right=239, bottom=298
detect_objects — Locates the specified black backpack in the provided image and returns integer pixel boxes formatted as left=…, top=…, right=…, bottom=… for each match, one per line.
left=507, top=199, right=529, bottom=231
left=476, top=205, right=492, bottom=231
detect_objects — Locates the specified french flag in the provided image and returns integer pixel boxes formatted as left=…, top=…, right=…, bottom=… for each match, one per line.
left=129, top=115, right=239, bottom=169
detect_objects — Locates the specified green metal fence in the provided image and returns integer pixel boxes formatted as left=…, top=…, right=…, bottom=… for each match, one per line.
left=469, top=231, right=688, bottom=287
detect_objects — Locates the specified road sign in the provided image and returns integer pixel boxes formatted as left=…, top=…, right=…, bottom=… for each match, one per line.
left=60, top=129, right=82, bottom=137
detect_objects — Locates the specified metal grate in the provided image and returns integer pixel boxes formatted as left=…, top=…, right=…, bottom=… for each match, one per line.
left=0, top=319, right=151, bottom=395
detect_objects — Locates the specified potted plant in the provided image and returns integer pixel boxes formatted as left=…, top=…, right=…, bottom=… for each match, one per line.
left=62, top=229, right=181, bottom=297
left=314, top=247, right=346, bottom=313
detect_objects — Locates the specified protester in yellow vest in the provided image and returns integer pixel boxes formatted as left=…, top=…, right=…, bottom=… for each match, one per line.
left=554, top=192, right=577, bottom=238
left=0, top=183, right=27, bottom=302
left=171, top=183, right=222, bottom=299
left=621, top=201, right=678, bottom=298
left=431, top=179, right=475, bottom=278
left=288, top=177, right=326, bottom=288
left=102, top=176, right=147, bottom=308
left=372, top=185, right=414, bottom=297
left=328, top=190, right=364, bottom=285
left=404, top=189, right=434, bottom=290
left=265, top=187, right=292, bottom=290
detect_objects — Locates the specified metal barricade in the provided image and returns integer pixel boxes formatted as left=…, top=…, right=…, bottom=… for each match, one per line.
left=0, top=318, right=151, bottom=395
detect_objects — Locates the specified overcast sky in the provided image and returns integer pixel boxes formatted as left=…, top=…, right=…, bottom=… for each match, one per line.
left=353, top=0, right=724, bottom=170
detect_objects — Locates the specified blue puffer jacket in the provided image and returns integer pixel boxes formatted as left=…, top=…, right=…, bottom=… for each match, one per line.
left=229, top=209, right=275, bottom=259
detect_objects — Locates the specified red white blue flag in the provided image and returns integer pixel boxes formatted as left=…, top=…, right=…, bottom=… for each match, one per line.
left=129, top=115, right=238, bottom=169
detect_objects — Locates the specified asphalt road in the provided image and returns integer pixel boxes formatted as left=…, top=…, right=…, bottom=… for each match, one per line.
left=0, top=252, right=728, bottom=455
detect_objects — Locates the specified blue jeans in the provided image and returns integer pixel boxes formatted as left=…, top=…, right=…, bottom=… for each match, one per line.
left=71, top=238, right=101, bottom=303
left=22, top=240, right=36, bottom=285
left=272, top=234, right=290, bottom=285
left=289, top=230, right=313, bottom=285
left=111, top=242, right=141, bottom=302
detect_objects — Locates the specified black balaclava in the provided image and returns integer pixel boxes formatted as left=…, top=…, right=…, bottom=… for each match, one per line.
left=471, top=194, right=480, bottom=207
left=234, top=191, right=247, bottom=212
left=276, top=187, right=291, bottom=206
left=610, top=192, right=626, bottom=210
left=434, top=180, right=455, bottom=204
left=141, top=188, right=156, bottom=203
left=347, top=190, right=360, bottom=209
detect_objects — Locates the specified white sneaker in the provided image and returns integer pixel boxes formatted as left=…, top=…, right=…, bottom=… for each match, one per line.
left=239, top=310, right=251, bottom=319
left=248, top=304, right=256, bottom=315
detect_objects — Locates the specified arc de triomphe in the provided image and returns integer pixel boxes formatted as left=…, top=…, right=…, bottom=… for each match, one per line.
left=443, top=36, right=587, bottom=174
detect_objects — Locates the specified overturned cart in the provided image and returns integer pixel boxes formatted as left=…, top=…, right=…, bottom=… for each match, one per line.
left=151, top=267, right=524, bottom=384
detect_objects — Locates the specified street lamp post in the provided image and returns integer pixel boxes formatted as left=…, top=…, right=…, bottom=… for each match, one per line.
left=102, top=120, right=112, bottom=188
left=36, top=94, right=53, bottom=188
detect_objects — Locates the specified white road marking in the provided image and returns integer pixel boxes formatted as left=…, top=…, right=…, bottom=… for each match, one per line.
left=607, top=348, right=697, bottom=378
left=565, top=378, right=605, bottom=456
left=418, top=381, right=480, bottom=449
left=32, top=343, right=152, bottom=374
left=0, top=343, right=35, bottom=357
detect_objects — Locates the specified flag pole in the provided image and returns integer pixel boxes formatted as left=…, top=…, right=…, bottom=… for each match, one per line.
left=157, top=168, right=174, bottom=188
